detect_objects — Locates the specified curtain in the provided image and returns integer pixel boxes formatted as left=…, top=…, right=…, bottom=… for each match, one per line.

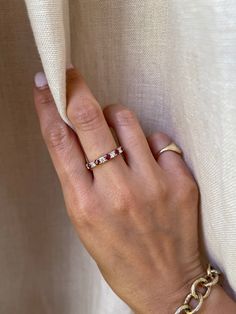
left=0, top=0, right=235, bottom=313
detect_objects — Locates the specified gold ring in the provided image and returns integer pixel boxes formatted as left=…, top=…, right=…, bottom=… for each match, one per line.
left=85, top=146, right=124, bottom=170
left=157, top=142, right=183, bottom=159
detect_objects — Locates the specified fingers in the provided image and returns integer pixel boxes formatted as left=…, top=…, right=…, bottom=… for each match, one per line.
left=34, top=72, right=92, bottom=189
left=103, top=104, right=159, bottom=173
left=147, top=132, right=191, bottom=177
left=66, top=68, right=127, bottom=175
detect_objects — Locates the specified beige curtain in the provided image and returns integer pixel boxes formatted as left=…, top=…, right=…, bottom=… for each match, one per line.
left=0, top=0, right=235, bottom=313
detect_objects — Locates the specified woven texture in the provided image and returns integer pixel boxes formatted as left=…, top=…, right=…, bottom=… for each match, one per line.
left=0, top=0, right=235, bottom=313
left=24, top=0, right=73, bottom=127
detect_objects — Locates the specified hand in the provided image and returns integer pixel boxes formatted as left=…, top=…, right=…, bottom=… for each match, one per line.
left=33, top=68, right=204, bottom=314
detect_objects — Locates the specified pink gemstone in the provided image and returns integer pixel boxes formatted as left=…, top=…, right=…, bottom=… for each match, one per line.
left=105, top=154, right=111, bottom=160
left=115, top=149, right=119, bottom=155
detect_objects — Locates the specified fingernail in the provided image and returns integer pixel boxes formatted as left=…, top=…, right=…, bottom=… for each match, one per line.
left=34, top=72, right=48, bottom=89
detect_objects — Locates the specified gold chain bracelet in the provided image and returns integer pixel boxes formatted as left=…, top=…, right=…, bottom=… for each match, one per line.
left=174, top=264, right=220, bottom=314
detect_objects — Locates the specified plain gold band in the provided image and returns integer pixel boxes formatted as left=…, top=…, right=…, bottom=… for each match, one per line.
left=157, top=142, right=183, bottom=159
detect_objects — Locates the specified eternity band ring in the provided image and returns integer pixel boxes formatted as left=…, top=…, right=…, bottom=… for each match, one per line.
left=86, top=146, right=124, bottom=170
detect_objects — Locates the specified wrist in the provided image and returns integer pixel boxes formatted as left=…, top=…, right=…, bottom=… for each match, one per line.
left=200, top=284, right=236, bottom=314
left=134, top=264, right=206, bottom=314
left=135, top=263, right=233, bottom=314
left=172, top=263, right=223, bottom=314
left=155, top=268, right=236, bottom=314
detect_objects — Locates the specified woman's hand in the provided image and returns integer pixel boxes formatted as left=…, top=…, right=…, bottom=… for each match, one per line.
left=33, top=68, right=204, bottom=314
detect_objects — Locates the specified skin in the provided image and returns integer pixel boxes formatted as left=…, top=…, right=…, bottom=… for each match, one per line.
left=33, top=67, right=236, bottom=313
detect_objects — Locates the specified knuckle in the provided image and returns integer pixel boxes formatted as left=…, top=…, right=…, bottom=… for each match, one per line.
left=66, top=68, right=82, bottom=85
left=68, top=207, right=90, bottom=228
left=133, top=172, right=168, bottom=206
left=68, top=97, right=103, bottom=131
left=71, top=207, right=94, bottom=227
left=35, top=89, right=55, bottom=107
left=67, top=196, right=98, bottom=227
left=43, top=122, right=69, bottom=151
left=115, top=108, right=137, bottom=126
left=175, top=176, right=199, bottom=205
left=148, top=132, right=171, bottom=146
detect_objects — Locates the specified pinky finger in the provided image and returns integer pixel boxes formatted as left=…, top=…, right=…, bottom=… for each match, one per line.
left=147, top=132, right=192, bottom=178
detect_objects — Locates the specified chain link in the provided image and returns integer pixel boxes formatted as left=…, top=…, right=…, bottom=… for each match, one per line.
left=174, top=264, right=220, bottom=314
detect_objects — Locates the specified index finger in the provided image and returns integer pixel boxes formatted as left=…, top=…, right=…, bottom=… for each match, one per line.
left=33, top=71, right=93, bottom=191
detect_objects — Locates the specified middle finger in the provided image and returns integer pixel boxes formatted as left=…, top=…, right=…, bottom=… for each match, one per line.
left=66, top=68, right=127, bottom=174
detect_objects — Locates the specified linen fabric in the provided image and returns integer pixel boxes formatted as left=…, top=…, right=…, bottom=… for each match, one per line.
left=24, top=0, right=73, bottom=127
left=0, top=0, right=235, bottom=313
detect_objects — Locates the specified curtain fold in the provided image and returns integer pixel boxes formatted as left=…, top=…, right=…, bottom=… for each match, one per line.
left=24, top=0, right=72, bottom=127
